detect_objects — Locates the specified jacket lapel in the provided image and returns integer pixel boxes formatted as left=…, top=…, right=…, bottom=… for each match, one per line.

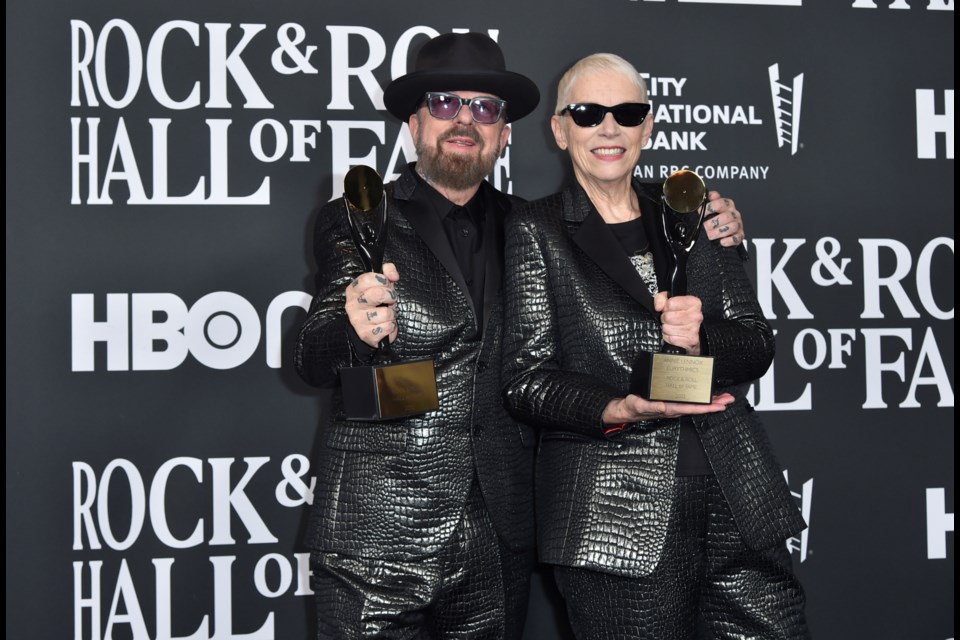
left=636, top=181, right=675, bottom=297
left=391, top=166, right=473, bottom=310
left=567, top=181, right=661, bottom=315
left=480, top=182, right=507, bottom=335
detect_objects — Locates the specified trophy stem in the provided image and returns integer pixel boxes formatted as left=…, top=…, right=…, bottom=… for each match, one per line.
left=661, top=233, right=690, bottom=356
left=373, top=337, right=400, bottom=364
left=660, top=342, right=686, bottom=356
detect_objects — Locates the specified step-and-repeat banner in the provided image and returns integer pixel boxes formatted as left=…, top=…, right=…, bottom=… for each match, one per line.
left=6, top=1, right=953, bottom=638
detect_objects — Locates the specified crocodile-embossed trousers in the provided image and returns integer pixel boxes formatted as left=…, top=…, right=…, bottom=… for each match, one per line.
left=553, top=476, right=810, bottom=640
left=311, top=479, right=534, bottom=639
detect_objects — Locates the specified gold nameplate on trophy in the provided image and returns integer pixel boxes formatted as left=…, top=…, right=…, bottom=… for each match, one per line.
left=340, top=357, right=439, bottom=420
left=631, top=351, right=715, bottom=404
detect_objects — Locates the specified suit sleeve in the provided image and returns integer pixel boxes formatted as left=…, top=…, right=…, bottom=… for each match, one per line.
left=501, top=212, right=620, bottom=438
left=699, top=241, right=776, bottom=386
left=294, top=200, right=365, bottom=388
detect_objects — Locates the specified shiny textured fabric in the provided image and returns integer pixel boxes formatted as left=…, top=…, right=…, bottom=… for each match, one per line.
left=502, top=179, right=807, bottom=579
left=554, top=476, right=809, bottom=639
left=296, top=163, right=536, bottom=636
left=312, top=482, right=535, bottom=639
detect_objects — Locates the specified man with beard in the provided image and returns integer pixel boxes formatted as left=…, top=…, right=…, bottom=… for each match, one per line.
left=295, top=33, right=541, bottom=639
left=295, top=33, right=747, bottom=639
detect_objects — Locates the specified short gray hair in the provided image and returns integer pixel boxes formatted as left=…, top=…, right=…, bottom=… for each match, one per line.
left=555, top=53, right=649, bottom=115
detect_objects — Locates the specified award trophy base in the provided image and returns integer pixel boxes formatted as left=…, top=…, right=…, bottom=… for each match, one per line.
left=340, top=358, right=439, bottom=420
left=631, top=351, right=715, bottom=404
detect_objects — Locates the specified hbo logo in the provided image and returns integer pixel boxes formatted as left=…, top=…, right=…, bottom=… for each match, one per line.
left=71, top=292, right=310, bottom=371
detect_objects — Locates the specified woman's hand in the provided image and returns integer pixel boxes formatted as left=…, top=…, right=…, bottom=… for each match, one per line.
left=655, top=292, right=703, bottom=355
left=602, top=392, right=735, bottom=425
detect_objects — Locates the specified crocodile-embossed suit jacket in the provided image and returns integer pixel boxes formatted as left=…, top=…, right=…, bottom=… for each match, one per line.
left=295, top=163, right=536, bottom=560
left=502, top=179, right=806, bottom=578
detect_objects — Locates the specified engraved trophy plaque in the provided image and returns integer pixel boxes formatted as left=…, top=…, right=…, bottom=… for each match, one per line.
left=631, top=169, right=716, bottom=404
left=339, top=165, right=439, bottom=420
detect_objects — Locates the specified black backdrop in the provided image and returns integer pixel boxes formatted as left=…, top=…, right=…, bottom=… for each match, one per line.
left=6, top=1, right=954, bottom=638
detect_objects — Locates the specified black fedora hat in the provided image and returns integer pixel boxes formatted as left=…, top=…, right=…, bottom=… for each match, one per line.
left=383, top=32, right=540, bottom=123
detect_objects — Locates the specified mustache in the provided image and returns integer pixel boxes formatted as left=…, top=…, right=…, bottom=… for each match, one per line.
left=437, top=126, right=482, bottom=145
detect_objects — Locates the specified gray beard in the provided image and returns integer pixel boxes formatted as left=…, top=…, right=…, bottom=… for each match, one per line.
left=415, top=125, right=502, bottom=192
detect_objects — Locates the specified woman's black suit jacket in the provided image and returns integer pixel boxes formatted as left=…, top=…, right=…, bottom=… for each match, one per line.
left=502, top=179, right=806, bottom=578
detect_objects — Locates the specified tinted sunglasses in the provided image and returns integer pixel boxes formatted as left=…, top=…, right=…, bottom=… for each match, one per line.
left=423, top=92, right=507, bottom=124
left=560, top=102, right=651, bottom=127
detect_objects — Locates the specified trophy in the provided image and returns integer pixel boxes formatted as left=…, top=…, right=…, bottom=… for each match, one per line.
left=338, top=165, right=439, bottom=421
left=630, top=169, right=716, bottom=404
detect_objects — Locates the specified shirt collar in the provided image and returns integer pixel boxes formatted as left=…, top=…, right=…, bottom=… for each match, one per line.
left=412, top=170, right=486, bottom=225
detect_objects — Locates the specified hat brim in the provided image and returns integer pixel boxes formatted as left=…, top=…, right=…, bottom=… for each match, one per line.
left=383, top=69, right=540, bottom=123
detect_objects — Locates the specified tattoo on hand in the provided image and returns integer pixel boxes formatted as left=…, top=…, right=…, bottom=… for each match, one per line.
left=375, top=275, right=387, bottom=284
left=350, top=278, right=359, bottom=288
left=720, top=226, right=730, bottom=234
left=372, top=327, right=383, bottom=336
left=712, top=218, right=720, bottom=229
left=388, top=290, right=397, bottom=301
left=366, top=311, right=377, bottom=321
left=358, top=295, right=367, bottom=304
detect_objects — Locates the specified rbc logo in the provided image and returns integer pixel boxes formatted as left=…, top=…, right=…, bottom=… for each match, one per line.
left=71, top=292, right=310, bottom=371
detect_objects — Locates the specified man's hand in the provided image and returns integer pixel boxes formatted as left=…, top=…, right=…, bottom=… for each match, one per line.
left=345, top=262, right=400, bottom=347
left=703, top=191, right=745, bottom=247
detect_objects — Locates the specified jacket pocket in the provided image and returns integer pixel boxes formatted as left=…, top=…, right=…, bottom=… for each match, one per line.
left=517, top=422, right=537, bottom=448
